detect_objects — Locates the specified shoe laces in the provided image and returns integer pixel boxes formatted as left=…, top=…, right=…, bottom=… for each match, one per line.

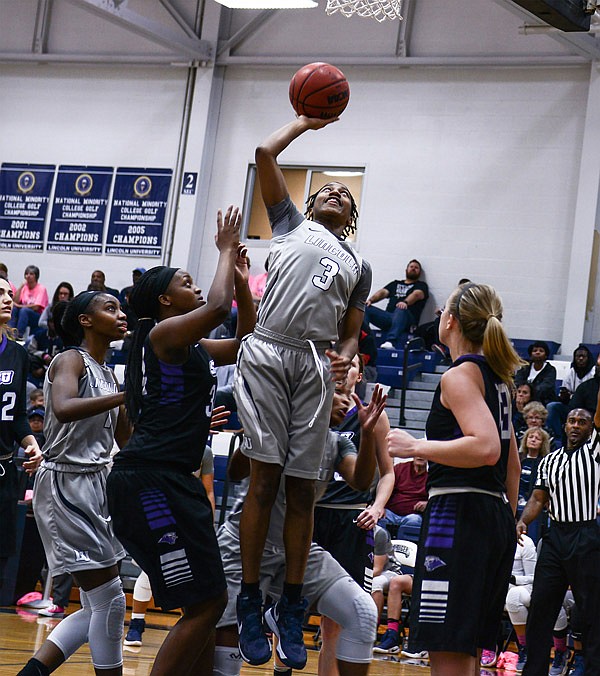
left=279, top=599, right=306, bottom=642
left=552, top=650, right=566, bottom=666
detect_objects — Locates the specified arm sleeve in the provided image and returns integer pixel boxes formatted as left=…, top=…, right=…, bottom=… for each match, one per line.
left=347, top=260, right=372, bottom=312
left=267, top=196, right=305, bottom=237
left=514, top=538, right=537, bottom=585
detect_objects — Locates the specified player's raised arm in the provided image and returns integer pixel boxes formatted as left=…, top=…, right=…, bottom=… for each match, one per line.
left=255, top=117, right=334, bottom=208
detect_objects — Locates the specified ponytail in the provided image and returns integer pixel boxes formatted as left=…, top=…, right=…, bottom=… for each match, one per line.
left=125, top=266, right=178, bottom=423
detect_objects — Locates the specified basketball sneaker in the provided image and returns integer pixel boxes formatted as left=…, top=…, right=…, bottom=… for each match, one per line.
left=400, top=648, right=429, bottom=660
left=549, top=649, right=570, bottom=676
left=38, top=604, right=64, bottom=618
left=124, top=618, right=145, bottom=646
left=373, top=628, right=400, bottom=654
left=237, top=592, right=272, bottom=666
left=569, top=653, right=585, bottom=676
left=516, top=644, right=528, bottom=673
left=480, top=649, right=498, bottom=667
left=264, top=596, right=308, bottom=669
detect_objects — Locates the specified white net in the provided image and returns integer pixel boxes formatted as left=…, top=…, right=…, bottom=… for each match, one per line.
left=325, top=0, right=402, bottom=22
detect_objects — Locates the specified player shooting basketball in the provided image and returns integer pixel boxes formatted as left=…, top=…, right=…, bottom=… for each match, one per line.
left=234, top=114, right=372, bottom=670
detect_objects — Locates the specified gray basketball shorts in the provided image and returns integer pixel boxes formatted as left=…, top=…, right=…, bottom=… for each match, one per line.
left=216, top=525, right=349, bottom=628
left=234, top=331, right=334, bottom=479
left=33, top=465, right=125, bottom=576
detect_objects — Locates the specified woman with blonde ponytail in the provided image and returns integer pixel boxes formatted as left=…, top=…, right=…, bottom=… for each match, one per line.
left=388, top=282, right=523, bottom=676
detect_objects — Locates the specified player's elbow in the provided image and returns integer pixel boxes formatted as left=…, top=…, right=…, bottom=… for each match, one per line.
left=481, top=440, right=501, bottom=466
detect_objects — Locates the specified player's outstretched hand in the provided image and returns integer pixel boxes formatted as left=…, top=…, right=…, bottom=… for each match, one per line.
left=387, top=428, right=419, bottom=459
left=215, top=205, right=241, bottom=253
left=353, top=385, right=387, bottom=435
left=210, top=405, right=231, bottom=433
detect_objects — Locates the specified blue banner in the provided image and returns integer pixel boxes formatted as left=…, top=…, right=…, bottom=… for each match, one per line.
left=47, top=166, right=113, bottom=254
left=105, top=167, right=172, bottom=258
left=0, top=163, right=55, bottom=251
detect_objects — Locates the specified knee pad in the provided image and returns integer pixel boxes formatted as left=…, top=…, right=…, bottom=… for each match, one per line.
left=554, top=606, right=568, bottom=632
left=133, top=570, right=152, bottom=603
left=47, top=595, right=91, bottom=660
left=214, top=645, right=243, bottom=676
left=86, top=576, right=126, bottom=670
left=317, top=577, right=378, bottom=664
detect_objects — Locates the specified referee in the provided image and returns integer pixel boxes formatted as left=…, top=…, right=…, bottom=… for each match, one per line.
left=517, top=405, right=600, bottom=675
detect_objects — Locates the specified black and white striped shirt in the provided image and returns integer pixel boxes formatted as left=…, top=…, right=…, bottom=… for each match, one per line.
left=535, top=428, right=600, bottom=523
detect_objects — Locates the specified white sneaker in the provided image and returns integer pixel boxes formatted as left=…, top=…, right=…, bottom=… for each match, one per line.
left=401, top=649, right=429, bottom=660
left=380, top=341, right=395, bottom=349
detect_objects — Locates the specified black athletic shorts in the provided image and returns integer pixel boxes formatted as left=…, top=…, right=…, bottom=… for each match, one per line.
left=312, top=506, right=374, bottom=591
left=408, top=492, right=516, bottom=656
left=107, top=467, right=226, bottom=611
left=0, top=460, right=19, bottom=559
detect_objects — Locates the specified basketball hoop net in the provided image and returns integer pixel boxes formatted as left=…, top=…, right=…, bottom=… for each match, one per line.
left=325, top=0, right=402, bottom=22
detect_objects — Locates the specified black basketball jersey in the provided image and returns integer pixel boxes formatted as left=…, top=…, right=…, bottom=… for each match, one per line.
left=114, top=338, right=216, bottom=474
left=317, top=405, right=374, bottom=506
left=425, top=354, right=512, bottom=493
left=0, top=335, right=31, bottom=454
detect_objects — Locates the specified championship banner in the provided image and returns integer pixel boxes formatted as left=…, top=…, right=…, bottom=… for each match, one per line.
left=47, top=165, right=113, bottom=254
left=105, top=167, right=172, bottom=258
left=0, top=163, right=55, bottom=251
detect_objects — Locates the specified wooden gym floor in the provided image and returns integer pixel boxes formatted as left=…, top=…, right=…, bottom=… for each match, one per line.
left=0, top=605, right=518, bottom=676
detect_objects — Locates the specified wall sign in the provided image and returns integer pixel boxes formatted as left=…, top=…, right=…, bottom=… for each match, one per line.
left=0, top=163, right=55, bottom=251
left=47, top=165, right=113, bottom=254
left=105, top=167, right=172, bottom=258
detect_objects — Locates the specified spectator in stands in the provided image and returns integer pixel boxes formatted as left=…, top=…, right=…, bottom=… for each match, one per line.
left=119, top=267, right=145, bottom=304
left=38, top=282, right=74, bottom=332
left=513, top=382, right=535, bottom=440
left=378, top=458, right=428, bottom=532
left=568, top=351, right=600, bottom=416
left=26, top=408, right=45, bottom=448
left=517, top=405, right=600, bottom=675
left=521, top=400, right=560, bottom=451
left=88, top=270, right=120, bottom=299
left=514, top=340, right=557, bottom=406
left=371, top=526, right=414, bottom=655
left=546, top=345, right=595, bottom=440
left=28, top=388, right=45, bottom=411
left=365, top=260, right=429, bottom=349
left=9, top=265, right=49, bottom=340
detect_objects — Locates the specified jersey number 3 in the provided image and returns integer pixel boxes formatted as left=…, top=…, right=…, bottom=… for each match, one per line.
left=312, top=257, right=340, bottom=291
left=1, top=392, right=16, bottom=421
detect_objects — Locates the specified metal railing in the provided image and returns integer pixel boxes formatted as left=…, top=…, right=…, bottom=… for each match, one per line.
left=399, top=337, right=425, bottom=427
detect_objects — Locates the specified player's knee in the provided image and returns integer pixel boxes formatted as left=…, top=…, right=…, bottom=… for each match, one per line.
left=86, top=577, right=126, bottom=669
left=284, top=476, right=315, bottom=511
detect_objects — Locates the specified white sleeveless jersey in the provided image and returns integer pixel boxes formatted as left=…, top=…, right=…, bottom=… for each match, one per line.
left=42, top=349, right=119, bottom=470
left=258, top=216, right=370, bottom=342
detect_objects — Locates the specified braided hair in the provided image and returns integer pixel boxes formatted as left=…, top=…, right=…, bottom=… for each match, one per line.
left=125, top=266, right=178, bottom=423
left=304, top=184, right=359, bottom=240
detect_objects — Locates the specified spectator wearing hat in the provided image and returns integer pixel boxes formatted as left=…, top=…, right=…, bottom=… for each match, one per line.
left=514, top=341, right=558, bottom=407
left=26, top=408, right=45, bottom=449
left=568, top=352, right=600, bottom=416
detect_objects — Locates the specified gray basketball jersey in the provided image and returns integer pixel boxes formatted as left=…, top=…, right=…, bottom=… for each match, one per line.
left=42, top=349, right=119, bottom=470
left=258, top=215, right=371, bottom=342
left=225, top=431, right=356, bottom=548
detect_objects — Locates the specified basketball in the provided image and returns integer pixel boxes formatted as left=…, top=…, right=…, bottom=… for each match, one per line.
left=289, top=62, right=350, bottom=120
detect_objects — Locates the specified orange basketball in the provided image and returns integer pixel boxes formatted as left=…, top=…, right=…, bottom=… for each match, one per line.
left=289, top=62, right=350, bottom=120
